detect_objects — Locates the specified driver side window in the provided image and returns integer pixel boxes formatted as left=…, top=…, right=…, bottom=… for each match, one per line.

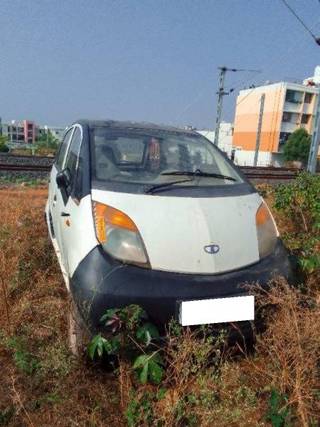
left=56, top=128, right=73, bottom=170
left=64, top=127, right=82, bottom=196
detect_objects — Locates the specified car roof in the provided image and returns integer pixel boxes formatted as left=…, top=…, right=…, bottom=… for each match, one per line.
left=74, top=119, right=199, bottom=136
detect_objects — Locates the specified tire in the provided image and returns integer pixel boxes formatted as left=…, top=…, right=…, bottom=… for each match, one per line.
left=68, top=299, right=90, bottom=357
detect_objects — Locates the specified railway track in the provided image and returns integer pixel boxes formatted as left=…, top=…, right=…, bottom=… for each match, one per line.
left=0, top=163, right=51, bottom=172
left=241, top=166, right=298, bottom=180
left=0, top=161, right=299, bottom=181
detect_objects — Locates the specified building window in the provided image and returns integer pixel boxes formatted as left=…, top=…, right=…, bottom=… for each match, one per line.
left=304, top=93, right=313, bottom=104
left=301, top=114, right=310, bottom=124
left=279, top=132, right=291, bottom=144
left=282, top=112, right=292, bottom=122
left=285, top=89, right=302, bottom=104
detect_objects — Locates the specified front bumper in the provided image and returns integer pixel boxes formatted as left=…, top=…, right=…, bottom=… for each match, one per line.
left=70, top=240, right=293, bottom=331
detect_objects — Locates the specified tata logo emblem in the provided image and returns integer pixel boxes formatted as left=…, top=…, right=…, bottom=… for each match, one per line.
left=204, top=244, right=220, bottom=254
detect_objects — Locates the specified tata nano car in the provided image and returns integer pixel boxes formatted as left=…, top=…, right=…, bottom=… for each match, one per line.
left=46, top=120, right=292, bottom=336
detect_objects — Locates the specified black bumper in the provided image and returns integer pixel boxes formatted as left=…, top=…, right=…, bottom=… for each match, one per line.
left=70, top=240, right=293, bottom=331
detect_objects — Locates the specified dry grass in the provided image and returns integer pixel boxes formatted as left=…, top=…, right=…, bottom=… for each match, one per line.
left=248, top=279, right=320, bottom=426
left=0, top=186, right=124, bottom=426
left=0, top=185, right=319, bottom=426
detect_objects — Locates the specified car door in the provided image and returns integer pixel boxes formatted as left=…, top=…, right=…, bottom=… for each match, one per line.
left=50, top=127, right=75, bottom=260
left=56, top=125, right=97, bottom=278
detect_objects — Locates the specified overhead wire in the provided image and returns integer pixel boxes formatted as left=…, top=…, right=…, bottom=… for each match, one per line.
left=280, top=0, right=320, bottom=45
left=234, top=11, right=320, bottom=108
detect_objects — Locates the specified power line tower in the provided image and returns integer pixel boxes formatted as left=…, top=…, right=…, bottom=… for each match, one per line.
left=213, top=66, right=261, bottom=146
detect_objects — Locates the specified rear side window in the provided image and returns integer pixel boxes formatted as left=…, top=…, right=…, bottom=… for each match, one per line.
left=64, top=127, right=82, bottom=196
left=56, top=128, right=73, bottom=170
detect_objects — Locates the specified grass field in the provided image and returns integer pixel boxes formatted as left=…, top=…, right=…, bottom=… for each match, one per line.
left=0, top=182, right=319, bottom=426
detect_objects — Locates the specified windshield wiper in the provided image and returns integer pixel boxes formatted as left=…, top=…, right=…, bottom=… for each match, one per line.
left=145, top=178, right=193, bottom=194
left=161, top=169, right=236, bottom=182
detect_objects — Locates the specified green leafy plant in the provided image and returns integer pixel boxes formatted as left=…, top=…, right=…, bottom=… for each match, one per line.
left=35, top=130, right=60, bottom=155
left=266, top=389, right=290, bottom=427
left=126, top=391, right=155, bottom=427
left=6, top=336, right=39, bottom=375
left=87, top=333, right=119, bottom=359
left=133, top=352, right=164, bottom=384
left=274, top=172, right=320, bottom=274
left=283, top=128, right=311, bottom=165
left=136, top=322, right=159, bottom=346
left=88, top=305, right=162, bottom=384
left=0, top=135, right=9, bottom=153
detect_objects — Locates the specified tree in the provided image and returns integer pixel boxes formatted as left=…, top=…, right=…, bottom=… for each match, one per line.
left=36, top=130, right=59, bottom=149
left=0, top=135, right=9, bottom=153
left=35, top=130, right=60, bottom=155
left=283, top=128, right=311, bottom=165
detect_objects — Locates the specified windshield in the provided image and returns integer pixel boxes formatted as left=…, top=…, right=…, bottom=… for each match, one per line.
left=90, top=127, right=243, bottom=191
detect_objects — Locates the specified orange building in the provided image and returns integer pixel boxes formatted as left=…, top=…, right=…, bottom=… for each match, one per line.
left=232, top=82, right=319, bottom=166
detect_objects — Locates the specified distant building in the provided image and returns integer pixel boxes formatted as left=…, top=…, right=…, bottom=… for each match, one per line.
left=232, top=69, right=320, bottom=166
left=197, top=122, right=233, bottom=156
left=1, top=120, right=66, bottom=145
left=2, top=120, right=36, bottom=144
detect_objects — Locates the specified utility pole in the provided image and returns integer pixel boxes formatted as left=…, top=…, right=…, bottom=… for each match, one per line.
left=213, top=66, right=261, bottom=146
left=214, top=67, right=228, bottom=146
left=253, top=93, right=265, bottom=167
left=307, top=89, right=320, bottom=173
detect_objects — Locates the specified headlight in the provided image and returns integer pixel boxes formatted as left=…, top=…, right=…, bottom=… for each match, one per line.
left=256, top=201, right=278, bottom=258
left=92, top=201, right=149, bottom=267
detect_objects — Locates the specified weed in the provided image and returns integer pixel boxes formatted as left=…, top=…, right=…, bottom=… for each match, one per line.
left=250, top=279, right=320, bottom=425
left=133, top=352, right=164, bottom=384
left=38, top=340, right=73, bottom=378
left=6, top=336, right=39, bottom=375
left=274, top=172, right=320, bottom=275
left=0, top=406, right=15, bottom=426
left=1, top=179, right=320, bottom=426
left=266, top=388, right=291, bottom=427
left=126, top=391, right=155, bottom=427
left=88, top=305, right=163, bottom=385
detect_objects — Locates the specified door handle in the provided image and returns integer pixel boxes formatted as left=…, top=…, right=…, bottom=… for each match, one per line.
left=61, top=212, right=70, bottom=217
left=53, top=195, right=57, bottom=206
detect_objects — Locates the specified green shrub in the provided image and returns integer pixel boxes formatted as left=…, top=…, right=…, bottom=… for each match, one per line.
left=283, top=128, right=311, bottom=164
left=274, top=172, right=320, bottom=273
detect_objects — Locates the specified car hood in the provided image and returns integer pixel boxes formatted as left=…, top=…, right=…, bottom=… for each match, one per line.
left=91, top=189, right=262, bottom=274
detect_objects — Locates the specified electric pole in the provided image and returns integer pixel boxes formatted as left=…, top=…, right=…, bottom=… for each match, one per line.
left=213, top=66, right=261, bottom=146
left=253, top=93, right=265, bottom=167
left=307, top=89, right=320, bottom=173
left=214, top=67, right=228, bottom=146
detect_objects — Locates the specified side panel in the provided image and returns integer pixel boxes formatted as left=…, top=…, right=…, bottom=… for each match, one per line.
left=59, top=194, right=98, bottom=277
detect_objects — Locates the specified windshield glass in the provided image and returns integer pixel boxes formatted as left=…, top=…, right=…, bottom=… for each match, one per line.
left=90, top=127, right=243, bottom=191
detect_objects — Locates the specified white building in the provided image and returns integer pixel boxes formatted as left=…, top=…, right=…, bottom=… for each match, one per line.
left=197, top=122, right=233, bottom=156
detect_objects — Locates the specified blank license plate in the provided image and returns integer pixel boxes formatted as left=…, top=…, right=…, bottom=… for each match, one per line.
left=179, top=295, right=254, bottom=326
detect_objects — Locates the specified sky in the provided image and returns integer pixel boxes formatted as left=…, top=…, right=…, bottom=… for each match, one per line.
left=1, top=0, right=320, bottom=128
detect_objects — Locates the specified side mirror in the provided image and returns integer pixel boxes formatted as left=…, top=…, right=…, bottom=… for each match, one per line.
left=56, top=169, right=70, bottom=190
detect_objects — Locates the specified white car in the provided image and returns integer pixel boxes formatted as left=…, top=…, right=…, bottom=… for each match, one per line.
left=46, top=120, right=292, bottom=333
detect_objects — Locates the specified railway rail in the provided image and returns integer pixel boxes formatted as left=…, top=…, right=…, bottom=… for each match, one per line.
left=0, top=163, right=51, bottom=172
left=0, top=160, right=299, bottom=182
